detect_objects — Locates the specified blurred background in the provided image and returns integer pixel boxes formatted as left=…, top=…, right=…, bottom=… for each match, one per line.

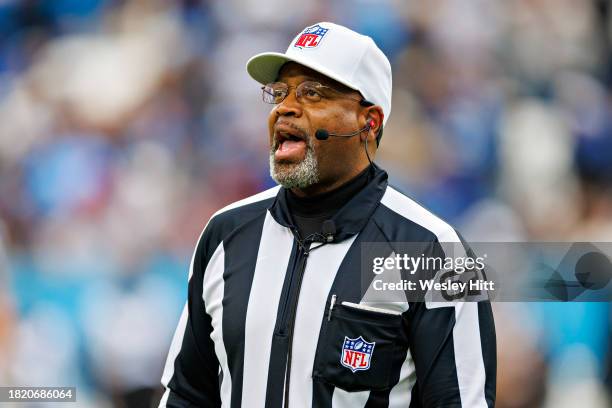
left=0, top=0, right=611, bottom=406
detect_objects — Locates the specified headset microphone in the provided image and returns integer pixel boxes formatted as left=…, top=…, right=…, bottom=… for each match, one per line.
left=314, top=129, right=331, bottom=141
left=314, top=119, right=377, bottom=171
left=314, top=120, right=374, bottom=141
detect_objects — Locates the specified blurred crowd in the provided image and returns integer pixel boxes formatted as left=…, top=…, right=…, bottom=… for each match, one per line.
left=0, top=0, right=611, bottom=407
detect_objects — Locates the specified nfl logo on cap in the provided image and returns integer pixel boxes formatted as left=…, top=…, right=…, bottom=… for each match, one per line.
left=340, top=336, right=375, bottom=373
left=294, top=24, right=329, bottom=49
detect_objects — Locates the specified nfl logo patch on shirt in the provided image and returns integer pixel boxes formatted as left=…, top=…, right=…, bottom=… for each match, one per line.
left=340, top=336, right=375, bottom=372
left=294, top=24, right=329, bottom=49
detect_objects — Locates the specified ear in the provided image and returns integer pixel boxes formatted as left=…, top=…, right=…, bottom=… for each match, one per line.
left=361, top=105, right=384, bottom=144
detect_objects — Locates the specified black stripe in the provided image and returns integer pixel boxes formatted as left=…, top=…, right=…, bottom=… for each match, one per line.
left=365, top=390, right=390, bottom=408
left=479, top=301, right=497, bottom=407
left=264, top=334, right=289, bottom=407
left=364, top=342, right=410, bottom=407
left=408, top=381, right=420, bottom=408
left=406, top=304, right=461, bottom=407
left=327, top=221, right=384, bottom=302
left=222, top=214, right=267, bottom=408
left=312, top=380, right=334, bottom=408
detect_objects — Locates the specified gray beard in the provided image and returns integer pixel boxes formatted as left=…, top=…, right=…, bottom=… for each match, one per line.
left=269, top=141, right=320, bottom=189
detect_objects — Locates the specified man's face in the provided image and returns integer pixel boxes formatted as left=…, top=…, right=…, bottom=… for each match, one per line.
left=268, top=62, right=367, bottom=193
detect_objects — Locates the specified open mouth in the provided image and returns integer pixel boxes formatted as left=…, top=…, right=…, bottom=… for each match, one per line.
left=274, top=126, right=308, bottom=160
left=277, top=132, right=303, bottom=146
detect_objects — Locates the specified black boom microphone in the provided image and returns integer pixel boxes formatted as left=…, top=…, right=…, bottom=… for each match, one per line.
left=314, top=120, right=373, bottom=141
left=314, top=119, right=377, bottom=170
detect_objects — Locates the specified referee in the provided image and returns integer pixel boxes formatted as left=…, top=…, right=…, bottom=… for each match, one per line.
left=160, top=22, right=496, bottom=408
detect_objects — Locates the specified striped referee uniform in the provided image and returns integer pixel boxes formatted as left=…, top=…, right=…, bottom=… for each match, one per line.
left=159, top=165, right=496, bottom=407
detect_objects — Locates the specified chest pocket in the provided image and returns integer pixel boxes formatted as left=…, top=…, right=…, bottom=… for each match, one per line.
left=312, top=300, right=407, bottom=392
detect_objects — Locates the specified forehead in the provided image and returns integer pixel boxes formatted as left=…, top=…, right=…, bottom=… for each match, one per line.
left=276, top=62, right=355, bottom=94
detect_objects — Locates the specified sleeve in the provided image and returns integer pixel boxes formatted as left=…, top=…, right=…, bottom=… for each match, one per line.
left=159, top=220, right=222, bottom=408
left=405, top=241, right=496, bottom=408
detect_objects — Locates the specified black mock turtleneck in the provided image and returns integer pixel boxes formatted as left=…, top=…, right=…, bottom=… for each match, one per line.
left=285, top=166, right=372, bottom=240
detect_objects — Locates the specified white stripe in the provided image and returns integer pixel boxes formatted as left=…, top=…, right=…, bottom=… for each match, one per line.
left=158, top=387, right=170, bottom=407
left=241, top=211, right=294, bottom=407
left=160, top=303, right=188, bottom=387
left=380, top=187, right=461, bottom=244
left=159, top=304, right=188, bottom=406
left=331, top=387, right=370, bottom=407
left=387, top=349, right=416, bottom=408
left=453, top=302, right=487, bottom=408
left=288, top=236, right=358, bottom=407
left=381, top=186, right=488, bottom=408
left=202, top=242, right=231, bottom=407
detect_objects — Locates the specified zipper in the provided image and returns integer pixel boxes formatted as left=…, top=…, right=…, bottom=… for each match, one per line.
left=279, top=227, right=329, bottom=407
left=283, top=244, right=310, bottom=408
left=276, top=243, right=304, bottom=335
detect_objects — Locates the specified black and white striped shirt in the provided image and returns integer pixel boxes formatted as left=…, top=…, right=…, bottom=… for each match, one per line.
left=159, top=166, right=496, bottom=408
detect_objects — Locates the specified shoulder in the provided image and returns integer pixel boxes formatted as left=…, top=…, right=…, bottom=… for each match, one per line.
left=186, top=186, right=281, bottom=280
left=205, top=185, right=280, bottom=235
left=195, top=186, right=281, bottom=254
left=210, top=185, right=280, bottom=223
left=375, top=185, right=462, bottom=244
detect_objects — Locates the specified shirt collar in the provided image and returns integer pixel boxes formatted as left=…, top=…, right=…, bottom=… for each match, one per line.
left=268, top=164, right=388, bottom=242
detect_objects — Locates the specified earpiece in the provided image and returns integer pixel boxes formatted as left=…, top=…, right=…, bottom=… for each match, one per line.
left=362, top=119, right=375, bottom=141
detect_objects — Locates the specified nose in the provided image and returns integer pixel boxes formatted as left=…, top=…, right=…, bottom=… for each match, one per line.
left=274, top=88, right=302, bottom=119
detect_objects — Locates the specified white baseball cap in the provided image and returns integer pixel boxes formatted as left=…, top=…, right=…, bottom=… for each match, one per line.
left=246, top=22, right=392, bottom=127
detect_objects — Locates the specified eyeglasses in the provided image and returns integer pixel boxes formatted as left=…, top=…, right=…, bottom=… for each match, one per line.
left=261, top=81, right=371, bottom=106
